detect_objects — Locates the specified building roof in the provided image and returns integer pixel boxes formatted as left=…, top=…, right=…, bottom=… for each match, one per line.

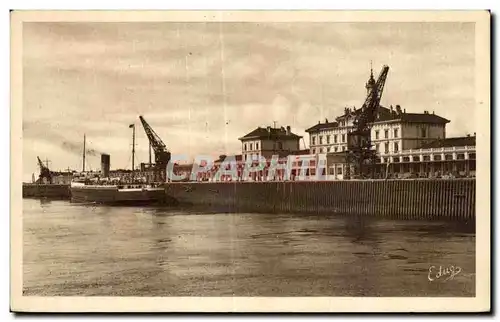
left=214, top=154, right=243, bottom=163
left=305, top=106, right=449, bottom=133
left=419, top=136, right=476, bottom=149
left=305, top=121, right=339, bottom=133
left=239, top=126, right=302, bottom=141
left=376, top=111, right=450, bottom=124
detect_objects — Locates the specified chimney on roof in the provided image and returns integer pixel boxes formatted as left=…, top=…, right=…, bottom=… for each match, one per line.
left=432, top=111, right=435, bottom=114
left=266, top=126, right=271, bottom=133
left=474, top=132, right=476, bottom=136
left=396, top=105, right=402, bottom=115
left=286, top=125, right=291, bottom=135
left=467, top=134, right=470, bottom=137
left=404, top=108, right=406, bottom=113
left=325, top=118, right=328, bottom=123
left=390, top=105, right=393, bottom=113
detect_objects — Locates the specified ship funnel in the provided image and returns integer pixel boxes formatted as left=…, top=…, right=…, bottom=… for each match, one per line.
left=101, top=153, right=110, bottom=178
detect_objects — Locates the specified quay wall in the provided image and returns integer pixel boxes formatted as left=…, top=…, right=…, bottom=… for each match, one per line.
left=164, top=179, right=476, bottom=221
left=22, top=183, right=71, bottom=199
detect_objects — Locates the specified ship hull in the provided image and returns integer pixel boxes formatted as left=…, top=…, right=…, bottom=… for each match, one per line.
left=70, top=185, right=165, bottom=205
left=23, top=183, right=71, bottom=199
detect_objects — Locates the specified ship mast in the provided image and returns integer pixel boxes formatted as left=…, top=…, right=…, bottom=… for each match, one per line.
left=82, top=134, right=86, bottom=172
left=132, top=125, right=135, bottom=173
left=129, top=123, right=136, bottom=176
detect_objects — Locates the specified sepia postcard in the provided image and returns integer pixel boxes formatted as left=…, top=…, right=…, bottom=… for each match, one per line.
left=10, top=10, right=490, bottom=313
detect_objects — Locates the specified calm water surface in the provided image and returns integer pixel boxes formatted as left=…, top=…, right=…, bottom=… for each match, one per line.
left=23, top=199, right=475, bottom=296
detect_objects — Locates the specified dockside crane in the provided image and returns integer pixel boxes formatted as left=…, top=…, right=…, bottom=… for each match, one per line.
left=139, top=116, right=171, bottom=182
left=37, top=156, right=53, bottom=184
left=346, top=64, right=390, bottom=179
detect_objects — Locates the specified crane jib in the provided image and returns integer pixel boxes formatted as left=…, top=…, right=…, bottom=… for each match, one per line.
left=346, top=64, right=390, bottom=179
left=354, top=65, right=389, bottom=132
left=138, top=115, right=172, bottom=182
left=139, top=116, right=169, bottom=152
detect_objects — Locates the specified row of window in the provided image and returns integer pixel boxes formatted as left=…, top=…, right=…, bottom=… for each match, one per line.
left=243, top=142, right=259, bottom=151
left=312, top=134, right=346, bottom=145
left=244, top=153, right=260, bottom=161
left=312, top=127, right=404, bottom=146
left=374, top=127, right=428, bottom=139
left=375, top=128, right=399, bottom=140
left=311, top=142, right=401, bottom=154
left=380, top=153, right=475, bottom=163
left=312, top=146, right=347, bottom=154
left=382, top=153, right=475, bottom=163
left=375, top=142, right=399, bottom=153
left=243, top=142, right=287, bottom=152
left=301, top=167, right=343, bottom=176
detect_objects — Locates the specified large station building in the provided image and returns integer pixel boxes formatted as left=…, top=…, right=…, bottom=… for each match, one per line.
left=306, top=106, right=476, bottom=179
left=304, top=68, right=476, bottom=179
left=306, top=105, right=449, bottom=155
left=167, top=67, right=476, bottom=182
left=231, top=68, right=476, bottom=181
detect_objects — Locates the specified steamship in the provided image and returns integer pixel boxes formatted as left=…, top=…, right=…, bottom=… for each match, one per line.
left=70, top=180, right=165, bottom=205
left=70, top=127, right=166, bottom=205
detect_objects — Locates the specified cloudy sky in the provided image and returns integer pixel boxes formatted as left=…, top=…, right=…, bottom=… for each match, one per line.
left=22, top=21, right=475, bottom=180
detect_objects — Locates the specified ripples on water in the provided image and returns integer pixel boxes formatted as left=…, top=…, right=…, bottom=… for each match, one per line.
left=23, top=199, right=475, bottom=297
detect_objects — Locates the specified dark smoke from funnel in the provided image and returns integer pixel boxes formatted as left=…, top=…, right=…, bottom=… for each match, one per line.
left=61, top=141, right=100, bottom=156
left=23, top=122, right=104, bottom=156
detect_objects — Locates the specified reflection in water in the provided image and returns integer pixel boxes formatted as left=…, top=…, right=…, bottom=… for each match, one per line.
left=23, top=199, right=475, bottom=297
left=343, top=215, right=376, bottom=243
left=150, top=214, right=172, bottom=255
left=39, top=198, right=52, bottom=206
left=341, top=216, right=379, bottom=295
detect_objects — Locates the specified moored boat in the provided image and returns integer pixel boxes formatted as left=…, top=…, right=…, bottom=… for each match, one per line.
left=69, top=123, right=166, bottom=205
left=70, top=180, right=165, bottom=205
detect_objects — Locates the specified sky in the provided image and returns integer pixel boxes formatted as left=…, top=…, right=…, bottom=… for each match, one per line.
left=22, top=21, right=475, bottom=181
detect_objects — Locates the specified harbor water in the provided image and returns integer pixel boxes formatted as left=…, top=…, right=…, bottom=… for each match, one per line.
left=23, top=198, right=475, bottom=297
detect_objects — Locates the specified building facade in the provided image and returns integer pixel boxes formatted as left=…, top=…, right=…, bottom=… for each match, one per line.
left=238, top=125, right=303, bottom=161
left=324, top=135, right=476, bottom=180
left=147, top=66, right=475, bottom=183
left=306, top=105, right=449, bottom=156
left=306, top=68, right=450, bottom=156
